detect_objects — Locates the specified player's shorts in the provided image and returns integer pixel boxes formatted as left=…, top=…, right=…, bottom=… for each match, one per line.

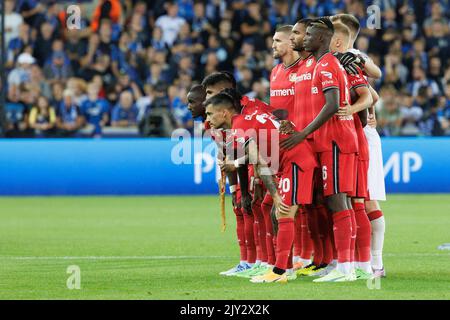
left=278, top=162, right=315, bottom=206
left=352, top=158, right=369, bottom=199
left=364, top=126, right=386, bottom=201
left=318, top=145, right=356, bottom=197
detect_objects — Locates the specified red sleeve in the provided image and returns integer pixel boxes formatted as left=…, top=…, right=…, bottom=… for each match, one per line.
left=347, top=68, right=368, bottom=90
left=318, top=62, right=340, bottom=92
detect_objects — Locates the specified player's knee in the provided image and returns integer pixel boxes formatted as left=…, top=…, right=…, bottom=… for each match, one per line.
left=326, top=194, right=347, bottom=213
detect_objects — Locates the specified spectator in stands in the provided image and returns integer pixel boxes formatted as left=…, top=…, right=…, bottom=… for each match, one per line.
left=169, top=85, right=193, bottom=132
left=28, top=96, right=56, bottom=137
left=407, top=66, right=441, bottom=97
left=378, top=86, right=403, bottom=136
left=240, top=1, right=270, bottom=51
left=66, top=78, right=88, bottom=107
left=33, top=21, right=55, bottom=67
left=8, top=52, right=35, bottom=87
left=43, top=50, right=74, bottom=85
left=400, top=93, right=423, bottom=136
left=15, top=0, right=43, bottom=27
left=4, top=0, right=24, bottom=47
left=419, top=97, right=446, bottom=136
left=91, top=0, right=122, bottom=33
left=111, top=91, right=139, bottom=128
left=27, top=64, right=50, bottom=99
left=5, top=85, right=29, bottom=137
left=56, top=89, right=84, bottom=137
left=7, top=22, right=32, bottom=69
left=81, top=83, right=110, bottom=137
left=155, top=1, right=186, bottom=47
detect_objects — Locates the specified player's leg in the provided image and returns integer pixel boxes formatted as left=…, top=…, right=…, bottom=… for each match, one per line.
left=364, top=125, right=386, bottom=277
left=351, top=159, right=372, bottom=278
left=251, top=164, right=315, bottom=283
left=221, top=189, right=251, bottom=276
left=261, top=192, right=276, bottom=267
left=299, top=207, right=313, bottom=265
left=366, top=199, right=385, bottom=277
left=314, top=150, right=356, bottom=282
left=293, top=208, right=303, bottom=268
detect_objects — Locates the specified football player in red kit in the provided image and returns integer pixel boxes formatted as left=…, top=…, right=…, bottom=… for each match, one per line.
left=287, top=19, right=336, bottom=277
left=204, top=92, right=318, bottom=283
left=330, top=22, right=374, bottom=279
left=269, top=24, right=312, bottom=275
left=281, top=17, right=358, bottom=282
left=201, top=72, right=274, bottom=276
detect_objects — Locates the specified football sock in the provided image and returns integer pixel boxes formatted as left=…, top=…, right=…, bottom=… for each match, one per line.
left=294, top=209, right=303, bottom=257
left=300, top=208, right=314, bottom=260
left=261, top=200, right=276, bottom=265
left=307, top=206, right=323, bottom=265
left=253, top=202, right=268, bottom=263
left=353, top=202, right=372, bottom=266
left=243, top=212, right=256, bottom=264
left=233, top=207, right=247, bottom=262
left=349, top=209, right=357, bottom=265
left=332, top=210, right=352, bottom=265
left=274, top=217, right=295, bottom=271
left=368, top=210, right=385, bottom=270
left=318, top=205, right=333, bottom=264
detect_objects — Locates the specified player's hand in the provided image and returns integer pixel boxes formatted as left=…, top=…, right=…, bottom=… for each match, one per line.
left=336, top=101, right=353, bottom=116
left=241, top=192, right=253, bottom=214
left=338, top=52, right=359, bottom=75
left=251, top=184, right=263, bottom=206
left=368, top=113, right=377, bottom=128
left=232, top=192, right=240, bottom=209
left=279, top=120, right=295, bottom=134
left=272, top=194, right=290, bottom=217
left=280, top=131, right=306, bottom=150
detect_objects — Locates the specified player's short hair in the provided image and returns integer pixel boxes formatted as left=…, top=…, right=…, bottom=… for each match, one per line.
left=332, top=14, right=360, bottom=38
left=310, top=16, right=334, bottom=33
left=275, top=25, right=293, bottom=34
left=297, top=18, right=313, bottom=27
left=333, top=22, right=351, bottom=38
left=188, top=84, right=205, bottom=95
left=203, top=92, right=236, bottom=110
left=201, top=71, right=236, bottom=89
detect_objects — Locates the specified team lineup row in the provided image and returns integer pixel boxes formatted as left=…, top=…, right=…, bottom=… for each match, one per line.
left=186, top=14, right=386, bottom=283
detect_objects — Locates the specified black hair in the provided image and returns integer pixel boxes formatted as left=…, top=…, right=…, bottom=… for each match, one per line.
left=203, top=92, right=236, bottom=110
left=188, top=84, right=206, bottom=96
left=297, top=18, right=313, bottom=27
left=220, top=88, right=242, bottom=112
left=201, top=71, right=236, bottom=89
left=311, top=16, right=334, bottom=32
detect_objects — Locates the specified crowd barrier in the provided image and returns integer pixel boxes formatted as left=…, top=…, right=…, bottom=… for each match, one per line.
left=0, top=138, right=449, bottom=195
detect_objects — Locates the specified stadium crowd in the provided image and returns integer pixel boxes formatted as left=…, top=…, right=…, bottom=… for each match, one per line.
left=2, top=0, right=450, bottom=137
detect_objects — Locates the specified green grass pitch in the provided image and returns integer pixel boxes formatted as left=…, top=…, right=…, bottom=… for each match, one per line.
left=0, top=194, right=449, bottom=300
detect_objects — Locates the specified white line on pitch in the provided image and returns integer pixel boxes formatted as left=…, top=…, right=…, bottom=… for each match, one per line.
left=0, top=253, right=448, bottom=261
left=0, top=255, right=232, bottom=260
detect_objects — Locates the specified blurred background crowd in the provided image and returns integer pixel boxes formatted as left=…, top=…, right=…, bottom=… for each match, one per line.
left=1, top=0, right=449, bottom=138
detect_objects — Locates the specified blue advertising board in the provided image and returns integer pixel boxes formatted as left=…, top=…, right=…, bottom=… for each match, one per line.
left=0, top=138, right=449, bottom=195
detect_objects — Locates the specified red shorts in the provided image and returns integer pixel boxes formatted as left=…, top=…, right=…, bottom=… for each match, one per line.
left=278, top=163, right=315, bottom=206
left=318, top=147, right=356, bottom=197
left=353, top=159, right=369, bottom=199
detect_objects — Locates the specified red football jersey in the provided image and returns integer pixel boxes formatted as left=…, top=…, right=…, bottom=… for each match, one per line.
left=270, top=59, right=301, bottom=120
left=240, top=96, right=274, bottom=115
left=310, top=52, right=358, bottom=153
left=346, top=67, right=369, bottom=160
left=293, top=54, right=316, bottom=132
left=230, top=110, right=317, bottom=174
